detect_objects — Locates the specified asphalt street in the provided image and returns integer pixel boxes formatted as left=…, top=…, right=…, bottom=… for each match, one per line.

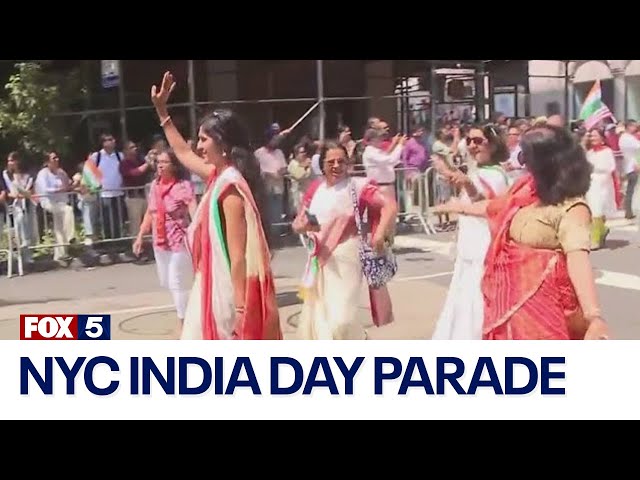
left=0, top=219, right=638, bottom=340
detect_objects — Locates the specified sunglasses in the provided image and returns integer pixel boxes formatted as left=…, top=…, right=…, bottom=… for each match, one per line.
left=466, top=137, right=486, bottom=146
left=326, top=159, right=346, bottom=166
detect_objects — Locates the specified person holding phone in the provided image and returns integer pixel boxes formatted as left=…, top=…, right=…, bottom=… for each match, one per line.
left=293, top=140, right=398, bottom=340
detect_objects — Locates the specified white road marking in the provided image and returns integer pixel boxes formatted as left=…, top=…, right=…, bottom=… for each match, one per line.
left=607, top=217, right=635, bottom=229
left=596, top=270, right=640, bottom=291
left=394, top=272, right=454, bottom=283
left=394, top=236, right=640, bottom=292
left=611, top=225, right=637, bottom=233
left=394, top=269, right=640, bottom=292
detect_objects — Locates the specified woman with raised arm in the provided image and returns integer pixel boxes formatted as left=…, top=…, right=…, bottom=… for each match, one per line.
left=435, top=125, right=610, bottom=341
left=431, top=124, right=510, bottom=340
left=150, top=72, right=281, bottom=340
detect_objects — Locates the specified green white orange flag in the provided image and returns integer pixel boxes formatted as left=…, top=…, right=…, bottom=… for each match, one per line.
left=82, top=156, right=102, bottom=192
left=579, top=80, right=616, bottom=129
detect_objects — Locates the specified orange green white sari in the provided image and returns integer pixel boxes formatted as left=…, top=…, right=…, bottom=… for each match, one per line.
left=180, top=166, right=281, bottom=340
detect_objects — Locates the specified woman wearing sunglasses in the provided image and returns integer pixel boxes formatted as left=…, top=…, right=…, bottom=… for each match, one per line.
left=437, top=125, right=610, bottom=341
left=431, top=124, right=510, bottom=340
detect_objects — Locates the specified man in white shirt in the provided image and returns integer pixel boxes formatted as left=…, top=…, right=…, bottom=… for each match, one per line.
left=90, top=133, right=125, bottom=239
left=255, top=125, right=289, bottom=236
left=362, top=128, right=405, bottom=189
left=618, top=120, right=640, bottom=219
left=503, top=125, right=527, bottom=181
left=35, top=152, right=76, bottom=261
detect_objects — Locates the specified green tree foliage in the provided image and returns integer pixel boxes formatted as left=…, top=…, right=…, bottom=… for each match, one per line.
left=0, top=61, right=85, bottom=165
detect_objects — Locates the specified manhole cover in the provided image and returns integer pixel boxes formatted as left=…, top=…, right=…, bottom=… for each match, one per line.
left=119, top=310, right=177, bottom=337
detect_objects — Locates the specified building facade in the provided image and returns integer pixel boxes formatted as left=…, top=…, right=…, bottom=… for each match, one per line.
left=528, top=60, right=640, bottom=121
left=35, top=60, right=639, bottom=160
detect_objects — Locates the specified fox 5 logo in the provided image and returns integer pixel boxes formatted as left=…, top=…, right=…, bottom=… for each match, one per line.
left=20, top=315, right=111, bottom=340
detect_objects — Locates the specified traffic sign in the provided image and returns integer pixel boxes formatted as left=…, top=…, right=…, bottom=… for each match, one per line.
left=101, top=60, right=120, bottom=89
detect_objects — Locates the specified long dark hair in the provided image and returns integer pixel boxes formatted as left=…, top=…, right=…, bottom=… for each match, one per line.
left=199, top=109, right=271, bottom=248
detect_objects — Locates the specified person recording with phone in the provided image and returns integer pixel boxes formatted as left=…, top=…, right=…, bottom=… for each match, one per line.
left=293, top=141, right=398, bottom=340
left=362, top=128, right=405, bottom=239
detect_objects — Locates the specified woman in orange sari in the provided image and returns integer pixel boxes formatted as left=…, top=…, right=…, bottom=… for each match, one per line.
left=151, top=72, right=281, bottom=340
left=438, top=125, right=610, bottom=340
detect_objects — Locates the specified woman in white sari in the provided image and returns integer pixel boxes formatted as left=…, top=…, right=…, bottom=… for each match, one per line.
left=431, top=124, right=511, bottom=340
left=293, top=141, right=398, bottom=340
left=585, top=128, right=616, bottom=250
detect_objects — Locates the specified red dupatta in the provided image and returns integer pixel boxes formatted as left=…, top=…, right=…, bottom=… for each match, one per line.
left=481, top=174, right=586, bottom=340
left=154, top=178, right=177, bottom=249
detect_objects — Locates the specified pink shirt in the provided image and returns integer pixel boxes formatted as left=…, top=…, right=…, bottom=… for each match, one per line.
left=148, top=179, right=195, bottom=252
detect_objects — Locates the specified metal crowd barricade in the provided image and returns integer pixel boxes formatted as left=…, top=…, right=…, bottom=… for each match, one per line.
left=0, top=185, right=152, bottom=276
left=280, top=166, right=439, bottom=236
left=1, top=168, right=444, bottom=276
left=1, top=210, right=15, bottom=278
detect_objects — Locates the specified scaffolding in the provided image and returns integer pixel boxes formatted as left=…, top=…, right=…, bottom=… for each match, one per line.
left=51, top=60, right=511, bottom=149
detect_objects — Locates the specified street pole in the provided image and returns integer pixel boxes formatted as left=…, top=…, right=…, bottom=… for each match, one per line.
left=564, top=60, right=570, bottom=120
left=316, top=60, right=326, bottom=141
left=476, top=61, right=487, bottom=123
left=430, top=61, right=438, bottom=134
left=188, top=60, right=197, bottom=141
left=116, top=60, right=127, bottom=142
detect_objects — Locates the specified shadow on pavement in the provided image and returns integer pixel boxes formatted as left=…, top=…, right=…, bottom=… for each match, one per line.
left=0, top=297, right=71, bottom=307
left=405, top=257, right=435, bottom=263
left=277, top=291, right=302, bottom=308
left=394, top=247, right=427, bottom=255
left=604, top=239, right=630, bottom=250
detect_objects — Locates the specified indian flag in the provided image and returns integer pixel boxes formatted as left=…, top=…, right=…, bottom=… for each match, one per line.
left=579, top=80, right=616, bottom=129
left=82, top=157, right=102, bottom=192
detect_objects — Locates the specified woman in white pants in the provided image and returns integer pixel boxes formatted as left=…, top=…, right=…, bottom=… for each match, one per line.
left=134, top=149, right=197, bottom=338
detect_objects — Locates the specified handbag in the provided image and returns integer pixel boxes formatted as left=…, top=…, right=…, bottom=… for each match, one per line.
left=349, top=180, right=397, bottom=289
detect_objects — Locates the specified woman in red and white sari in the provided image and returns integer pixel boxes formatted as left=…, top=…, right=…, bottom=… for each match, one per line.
left=438, top=125, right=610, bottom=340
left=151, top=72, right=281, bottom=340
left=293, top=141, right=398, bottom=339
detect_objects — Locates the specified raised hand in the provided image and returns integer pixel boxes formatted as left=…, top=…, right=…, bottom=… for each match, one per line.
left=151, top=72, right=176, bottom=110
